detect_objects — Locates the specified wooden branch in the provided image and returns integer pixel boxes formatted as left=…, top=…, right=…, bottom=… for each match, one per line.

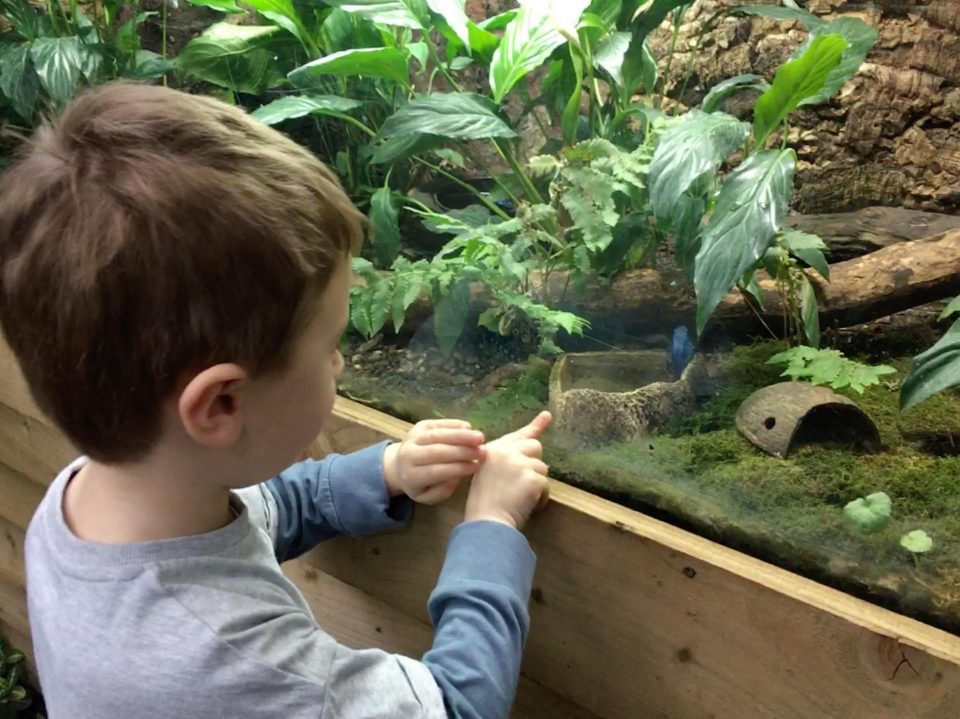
left=786, top=207, right=960, bottom=261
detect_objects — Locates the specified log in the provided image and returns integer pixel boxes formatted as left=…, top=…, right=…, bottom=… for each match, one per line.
left=390, top=229, right=960, bottom=344
left=539, top=230, right=960, bottom=340
left=786, top=207, right=960, bottom=261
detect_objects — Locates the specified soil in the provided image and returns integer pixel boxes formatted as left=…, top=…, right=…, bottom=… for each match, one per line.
left=341, top=299, right=960, bottom=634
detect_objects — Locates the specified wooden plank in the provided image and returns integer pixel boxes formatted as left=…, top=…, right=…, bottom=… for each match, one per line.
left=302, top=398, right=960, bottom=719
left=285, top=560, right=601, bottom=719
left=0, top=341, right=49, bottom=427
left=0, top=462, right=46, bottom=531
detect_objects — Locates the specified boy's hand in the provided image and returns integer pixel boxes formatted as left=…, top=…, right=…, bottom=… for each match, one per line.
left=383, top=419, right=485, bottom=504
left=465, top=411, right=552, bottom=530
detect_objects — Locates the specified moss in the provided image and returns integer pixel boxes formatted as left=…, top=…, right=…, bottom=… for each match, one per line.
left=546, top=345, right=960, bottom=630
left=464, top=358, right=552, bottom=438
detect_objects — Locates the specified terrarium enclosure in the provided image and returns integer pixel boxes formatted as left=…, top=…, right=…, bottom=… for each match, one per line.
left=1, top=0, right=960, bottom=715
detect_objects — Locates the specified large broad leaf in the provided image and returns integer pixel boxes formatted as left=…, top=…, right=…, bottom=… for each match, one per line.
left=630, top=0, right=691, bottom=43
left=900, top=318, right=960, bottom=411
left=593, top=31, right=630, bottom=86
left=489, top=0, right=590, bottom=103
left=378, top=93, right=516, bottom=140
left=730, top=5, right=823, bottom=30
left=176, top=23, right=284, bottom=94
left=701, top=73, right=768, bottom=113
left=427, top=0, right=471, bottom=50
left=753, top=33, right=847, bottom=148
left=648, top=110, right=749, bottom=221
left=0, top=44, right=40, bottom=122
left=289, top=47, right=410, bottom=87
left=793, top=17, right=877, bottom=107
left=251, top=94, right=363, bottom=125
left=369, top=186, right=402, bottom=267
left=323, top=0, right=428, bottom=29
left=370, top=132, right=442, bottom=164
left=29, top=36, right=83, bottom=107
left=243, top=0, right=311, bottom=48
left=694, top=148, right=795, bottom=333
left=621, top=37, right=656, bottom=97
left=130, top=50, right=177, bottom=80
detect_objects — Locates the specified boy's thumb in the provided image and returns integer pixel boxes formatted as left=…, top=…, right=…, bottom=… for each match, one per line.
left=516, top=411, right=552, bottom=439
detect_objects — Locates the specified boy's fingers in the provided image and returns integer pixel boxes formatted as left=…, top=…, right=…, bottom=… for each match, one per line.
left=419, top=419, right=473, bottom=431
left=414, top=428, right=484, bottom=447
left=415, top=478, right=460, bottom=505
left=534, top=485, right=551, bottom=512
left=411, top=444, right=484, bottom=466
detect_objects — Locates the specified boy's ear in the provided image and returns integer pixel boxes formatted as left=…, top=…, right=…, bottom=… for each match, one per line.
left=177, top=363, right=249, bottom=449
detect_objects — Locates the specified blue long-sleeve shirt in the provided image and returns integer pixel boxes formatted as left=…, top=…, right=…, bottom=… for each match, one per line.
left=26, top=445, right=535, bottom=719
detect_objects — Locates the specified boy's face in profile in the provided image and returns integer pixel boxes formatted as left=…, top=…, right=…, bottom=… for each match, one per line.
left=239, top=260, right=351, bottom=479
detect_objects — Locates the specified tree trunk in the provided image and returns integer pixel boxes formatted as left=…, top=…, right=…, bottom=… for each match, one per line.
left=648, top=0, right=960, bottom=215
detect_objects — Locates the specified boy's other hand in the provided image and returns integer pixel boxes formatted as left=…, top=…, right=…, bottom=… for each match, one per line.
left=465, top=411, right=552, bottom=530
left=383, top=419, right=485, bottom=504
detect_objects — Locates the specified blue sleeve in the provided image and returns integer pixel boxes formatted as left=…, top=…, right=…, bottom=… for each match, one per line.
left=423, top=521, right=536, bottom=719
left=265, top=441, right=414, bottom=563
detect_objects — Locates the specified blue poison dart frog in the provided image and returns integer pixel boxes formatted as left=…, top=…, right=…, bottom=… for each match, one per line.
left=670, top=326, right=695, bottom=377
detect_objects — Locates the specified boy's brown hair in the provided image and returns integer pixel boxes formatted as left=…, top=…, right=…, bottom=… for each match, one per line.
left=0, top=83, right=364, bottom=463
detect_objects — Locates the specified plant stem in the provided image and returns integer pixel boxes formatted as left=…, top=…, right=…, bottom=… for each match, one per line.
left=413, top=157, right=511, bottom=220
left=426, top=37, right=462, bottom=92
left=161, top=0, right=168, bottom=85
left=657, top=8, right=685, bottom=110
left=458, top=143, right=522, bottom=207
left=493, top=139, right=543, bottom=205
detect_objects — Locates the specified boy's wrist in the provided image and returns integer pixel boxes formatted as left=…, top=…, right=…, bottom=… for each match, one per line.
left=382, top=442, right=404, bottom=498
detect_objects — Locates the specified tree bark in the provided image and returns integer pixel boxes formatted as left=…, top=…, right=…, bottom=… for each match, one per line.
left=648, top=0, right=960, bottom=215
left=787, top=206, right=960, bottom=260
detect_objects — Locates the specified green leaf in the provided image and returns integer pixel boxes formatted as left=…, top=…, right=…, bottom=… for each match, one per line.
left=793, top=17, right=878, bottom=107
left=621, top=38, right=657, bottom=97
left=289, top=47, right=411, bottom=87
left=185, top=0, right=245, bottom=13
left=939, top=296, right=960, bottom=321
left=250, top=94, right=363, bottom=125
left=767, top=346, right=895, bottom=394
left=243, top=0, right=311, bottom=47
left=130, top=50, right=176, bottom=80
left=478, top=9, right=517, bottom=31
left=369, top=186, right=402, bottom=268
left=593, top=31, right=630, bottom=86
left=561, top=46, right=584, bottom=145
left=900, top=318, right=960, bottom=411
left=900, top=529, right=933, bottom=554
left=370, top=132, right=442, bottom=164
left=434, top=278, right=471, bottom=355
left=694, top=148, right=796, bottom=333
left=800, top=275, right=820, bottom=348
left=0, top=44, right=40, bottom=122
left=116, top=11, right=157, bottom=56
left=648, top=110, right=749, bottom=222
left=783, top=228, right=830, bottom=280
left=427, top=0, right=471, bottom=50
left=630, top=0, right=691, bottom=42
left=378, top=93, right=515, bottom=140
left=324, top=0, right=428, bottom=29
left=701, top=73, right=768, bottom=113
left=753, top=33, right=847, bottom=148
left=489, top=0, right=591, bottom=102
left=176, top=23, right=284, bottom=94
left=843, top=492, right=892, bottom=534
left=0, top=0, right=39, bottom=39
left=730, top=5, right=823, bottom=30
left=30, top=36, right=83, bottom=107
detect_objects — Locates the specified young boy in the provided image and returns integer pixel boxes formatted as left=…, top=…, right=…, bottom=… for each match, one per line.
left=0, top=83, right=553, bottom=719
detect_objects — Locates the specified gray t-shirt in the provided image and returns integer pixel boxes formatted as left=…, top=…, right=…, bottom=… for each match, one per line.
left=26, top=447, right=536, bottom=718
